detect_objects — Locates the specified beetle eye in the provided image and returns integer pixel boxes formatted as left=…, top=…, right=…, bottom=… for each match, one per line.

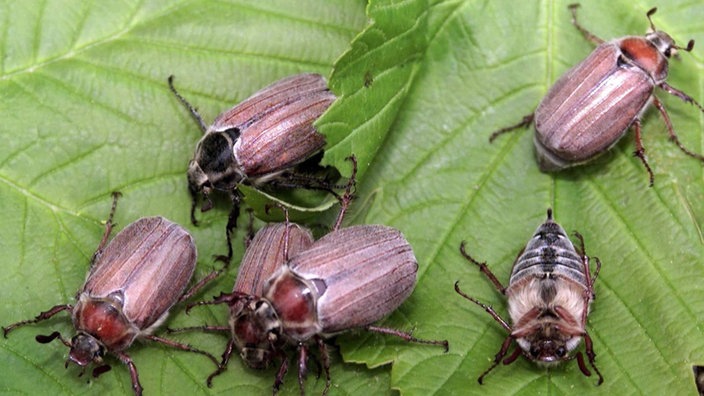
left=530, top=347, right=540, bottom=358
left=556, top=347, right=566, bottom=358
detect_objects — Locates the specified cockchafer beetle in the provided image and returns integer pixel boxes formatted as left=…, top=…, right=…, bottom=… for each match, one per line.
left=490, top=4, right=704, bottom=186
left=169, top=73, right=336, bottom=262
left=185, top=158, right=448, bottom=395
left=2, top=193, right=218, bottom=396
left=455, top=209, right=602, bottom=385
left=173, top=217, right=316, bottom=383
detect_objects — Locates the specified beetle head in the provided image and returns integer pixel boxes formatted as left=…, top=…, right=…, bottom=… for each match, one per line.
left=68, top=332, right=106, bottom=367
left=646, top=31, right=678, bottom=58
left=231, top=299, right=281, bottom=369
left=515, top=321, right=583, bottom=365
left=645, top=7, right=694, bottom=59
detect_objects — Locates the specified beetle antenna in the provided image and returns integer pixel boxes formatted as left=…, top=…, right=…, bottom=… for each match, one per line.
left=168, top=75, right=208, bottom=133
left=646, top=7, right=658, bottom=32
left=675, top=39, right=695, bottom=53
left=489, top=114, right=535, bottom=142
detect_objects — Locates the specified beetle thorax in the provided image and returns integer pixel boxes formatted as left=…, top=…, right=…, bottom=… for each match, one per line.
left=264, top=266, right=321, bottom=342
left=71, top=293, right=139, bottom=360
left=231, top=299, right=282, bottom=369
left=617, top=34, right=670, bottom=83
left=189, top=129, right=246, bottom=193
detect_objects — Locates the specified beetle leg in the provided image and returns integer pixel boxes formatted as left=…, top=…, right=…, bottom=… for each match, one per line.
left=273, top=352, right=289, bottom=394
left=573, top=231, right=599, bottom=302
left=3, top=304, right=73, bottom=337
left=591, top=256, right=602, bottom=283
left=315, top=336, right=332, bottom=396
left=143, top=334, right=220, bottom=367
left=581, top=332, right=604, bottom=385
left=489, top=114, right=534, bottom=142
left=179, top=270, right=223, bottom=303
left=652, top=94, right=704, bottom=162
left=92, top=364, right=112, bottom=378
left=568, top=4, right=604, bottom=45
left=206, top=338, right=235, bottom=387
left=459, top=242, right=507, bottom=294
left=366, top=325, right=449, bottom=352
left=189, top=184, right=200, bottom=226
left=631, top=118, right=655, bottom=187
left=659, top=82, right=704, bottom=113
left=185, top=291, right=251, bottom=314
left=213, top=190, right=242, bottom=264
left=297, top=343, right=309, bottom=396
left=455, top=282, right=512, bottom=333
left=477, top=335, right=514, bottom=384
left=501, top=345, right=522, bottom=365
left=114, top=351, right=143, bottom=396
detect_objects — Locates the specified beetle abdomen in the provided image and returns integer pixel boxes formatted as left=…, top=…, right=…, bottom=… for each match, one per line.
left=509, top=217, right=587, bottom=289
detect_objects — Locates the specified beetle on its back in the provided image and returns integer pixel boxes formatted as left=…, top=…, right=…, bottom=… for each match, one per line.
left=491, top=4, right=704, bottom=185
left=455, top=209, right=602, bottom=384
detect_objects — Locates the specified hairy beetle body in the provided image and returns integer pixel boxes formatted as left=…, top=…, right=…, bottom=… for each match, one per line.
left=456, top=209, right=602, bottom=384
left=490, top=5, right=704, bottom=185
left=3, top=194, right=215, bottom=395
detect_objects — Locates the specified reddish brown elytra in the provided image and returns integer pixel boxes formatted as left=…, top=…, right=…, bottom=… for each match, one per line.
left=2, top=193, right=218, bottom=396
left=455, top=209, right=603, bottom=385
left=490, top=4, right=704, bottom=186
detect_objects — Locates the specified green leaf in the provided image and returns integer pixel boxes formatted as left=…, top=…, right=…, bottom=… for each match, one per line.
left=3, top=0, right=704, bottom=395
left=0, top=1, right=378, bottom=395
left=333, top=0, right=704, bottom=395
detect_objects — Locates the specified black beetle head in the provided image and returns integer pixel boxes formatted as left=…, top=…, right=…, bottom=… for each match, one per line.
left=231, top=299, right=281, bottom=369
left=68, top=333, right=106, bottom=367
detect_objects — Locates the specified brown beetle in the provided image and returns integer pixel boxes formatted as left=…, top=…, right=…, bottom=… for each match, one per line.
left=455, top=209, right=602, bottom=384
left=490, top=5, right=704, bottom=185
left=169, top=73, right=336, bottom=261
left=2, top=193, right=218, bottom=395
